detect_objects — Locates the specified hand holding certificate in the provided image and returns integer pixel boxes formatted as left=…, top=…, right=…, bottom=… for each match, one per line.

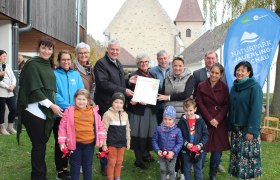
left=132, top=76, right=160, bottom=105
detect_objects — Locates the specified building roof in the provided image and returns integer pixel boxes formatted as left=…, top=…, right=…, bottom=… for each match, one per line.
left=181, top=22, right=229, bottom=64
left=175, top=0, right=204, bottom=22
left=118, top=47, right=136, bottom=67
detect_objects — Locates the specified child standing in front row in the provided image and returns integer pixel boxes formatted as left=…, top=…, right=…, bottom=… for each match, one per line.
left=58, top=89, right=105, bottom=180
left=177, top=98, right=208, bottom=180
left=102, top=92, right=131, bottom=180
left=152, top=105, right=183, bottom=180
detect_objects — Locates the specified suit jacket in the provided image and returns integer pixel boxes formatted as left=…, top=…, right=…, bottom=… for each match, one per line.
left=94, top=53, right=126, bottom=116
left=193, top=67, right=208, bottom=98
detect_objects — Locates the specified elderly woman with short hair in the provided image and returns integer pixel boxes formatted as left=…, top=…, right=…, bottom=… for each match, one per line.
left=72, top=42, right=95, bottom=96
left=127, top=53, right=158, bottom=169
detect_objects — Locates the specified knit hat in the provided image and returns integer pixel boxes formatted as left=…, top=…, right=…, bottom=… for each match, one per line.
left=111, top=92, right=125, bottom=104
left=163, top=105, right=176, bottom=120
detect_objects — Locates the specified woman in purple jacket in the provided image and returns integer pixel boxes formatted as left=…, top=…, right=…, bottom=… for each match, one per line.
left=196, top=63, right=230, bottom=180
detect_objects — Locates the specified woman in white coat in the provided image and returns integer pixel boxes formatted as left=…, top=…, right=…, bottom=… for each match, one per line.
left=0, top=50, right=17, bottom=135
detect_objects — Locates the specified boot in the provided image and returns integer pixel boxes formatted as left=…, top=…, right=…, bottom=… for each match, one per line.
left=209, top=175, right=216, bottom=180
left=7, top=123, right=17, bottom=134
left=0, top=124, right=10, bottom=135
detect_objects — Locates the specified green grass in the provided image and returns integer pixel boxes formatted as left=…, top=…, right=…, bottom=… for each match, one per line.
left=1, top=131, right=280, bottom=180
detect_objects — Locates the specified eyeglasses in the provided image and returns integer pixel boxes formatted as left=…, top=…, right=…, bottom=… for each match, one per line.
left=139, top=61, right=149, bottom=64
left=78, top=52, right=89, bottom=55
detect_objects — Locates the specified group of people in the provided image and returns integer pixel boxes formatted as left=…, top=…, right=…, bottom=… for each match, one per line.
left=0, top=36, right=263, bottom=180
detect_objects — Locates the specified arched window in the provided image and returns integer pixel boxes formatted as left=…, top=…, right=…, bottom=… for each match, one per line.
left=186, top=29, right=191, bottom=37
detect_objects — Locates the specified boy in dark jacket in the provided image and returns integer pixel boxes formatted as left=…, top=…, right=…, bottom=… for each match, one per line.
left=177, top=98, right=208, bottom=180
left=152, top=105, right=183, bottom=180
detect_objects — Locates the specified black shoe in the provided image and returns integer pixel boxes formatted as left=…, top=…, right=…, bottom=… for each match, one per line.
left=101, top=166, right=107, bottom=176
left=134, top=162, right=147, bottom=169
left=56, top=171, right=71, bottom=180
left=142, top=154, right=155, bottom=162
left=63, top=170, right=71, bottom=179
left=209, top=175, right=216, bottom=180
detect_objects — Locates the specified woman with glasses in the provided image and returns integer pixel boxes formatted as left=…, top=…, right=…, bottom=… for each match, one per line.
left=127, top=53, right=158, bottom=170
left=72, top=42, right=95, bottom=97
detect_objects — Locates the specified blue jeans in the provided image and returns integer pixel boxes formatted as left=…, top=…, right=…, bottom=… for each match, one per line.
left=202, top=151, right=221, bottom=176
left=70, top=143, right=94, bottom=180
left=183, top=153, right=203, bottom=180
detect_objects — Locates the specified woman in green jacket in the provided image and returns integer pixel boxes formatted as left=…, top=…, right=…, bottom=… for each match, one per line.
left=17, top=37, right=63, bottom=180
left=228, top=61, right=263, bottom=179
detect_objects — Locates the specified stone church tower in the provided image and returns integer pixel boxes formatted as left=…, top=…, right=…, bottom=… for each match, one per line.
left=104, top=0, right=180, bottom=62
left=174, top=0, right=204, bottom=48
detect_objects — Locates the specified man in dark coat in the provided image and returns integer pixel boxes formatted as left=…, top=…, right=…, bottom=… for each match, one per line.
left=94, top=39, right=133, bottom=116
left=94, top=39, right=134, bottom=176
left=193, top=51, right=219, bottom=98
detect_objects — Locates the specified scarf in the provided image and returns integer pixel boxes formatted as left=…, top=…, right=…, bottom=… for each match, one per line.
left=137, top=69, right=150, bottom=77
left=17, top=56, right=56, bottom=143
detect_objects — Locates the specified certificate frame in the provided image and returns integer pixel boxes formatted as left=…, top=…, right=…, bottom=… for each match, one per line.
left=132, top=76, right=160, bottom=105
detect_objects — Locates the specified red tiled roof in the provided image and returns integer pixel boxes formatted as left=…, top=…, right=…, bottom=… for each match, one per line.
left=175, top=0, right=204, bottom=22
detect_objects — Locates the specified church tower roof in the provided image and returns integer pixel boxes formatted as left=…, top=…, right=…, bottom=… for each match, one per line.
left=175, top=0, right=204, bottom=22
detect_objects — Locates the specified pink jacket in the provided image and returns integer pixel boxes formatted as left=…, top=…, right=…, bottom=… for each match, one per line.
left=58, top=105, right=105, bottom=150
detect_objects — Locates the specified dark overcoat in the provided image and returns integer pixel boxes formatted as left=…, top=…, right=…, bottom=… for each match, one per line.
left=196, top=79, right=230, bottom=152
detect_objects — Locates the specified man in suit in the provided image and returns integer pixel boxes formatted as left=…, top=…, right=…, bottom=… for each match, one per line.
left=193, top=51, right=219, bottom=98
left=192, top=50, right=226, bottom=173
left=94, top=39, right=134, bottom=176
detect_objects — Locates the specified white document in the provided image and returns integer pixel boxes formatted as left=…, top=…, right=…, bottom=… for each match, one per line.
left=132, top=76, right=160, bottom=105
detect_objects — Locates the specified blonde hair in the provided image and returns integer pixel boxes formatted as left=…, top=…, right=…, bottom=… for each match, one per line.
left=74, top=89, right=93, bottom=107
left=183, top=98, right=196, bottom=110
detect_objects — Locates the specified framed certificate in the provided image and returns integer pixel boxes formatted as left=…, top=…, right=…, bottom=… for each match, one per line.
left=132, top=76, right=160, bottom=105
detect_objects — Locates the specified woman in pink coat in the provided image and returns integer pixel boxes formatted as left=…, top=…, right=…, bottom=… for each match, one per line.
left=196, top=63, right=230, bottom=180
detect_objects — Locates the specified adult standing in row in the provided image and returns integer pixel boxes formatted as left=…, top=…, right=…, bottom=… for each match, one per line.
left=150, top=50, right=171, bottom=125
left=196, top=63, right=230, bottom=180
left=17, top=37, right=64, bottom=180
left=53, top=50, right=84, bottom=180
left=94, top=39, right=134, bottom=175
left=192, top=51, right=225, bottom=173
left=193, top=51, right=219, bottom=98
left=72, top=42, right=95, bottom=97
left=127, top=53, right=158, bottom=170
left=0, top=50, right=17, bottom=135
left=228, top=61, right=262, bottom=179
left=157, top=56, right=194, bottom=179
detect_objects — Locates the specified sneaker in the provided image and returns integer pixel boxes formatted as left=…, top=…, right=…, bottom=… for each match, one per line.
left=166, top=174, right=170, bottom=179
left=63, top=170, right=71, bottom=179
left=218, top=164, right=225, bottom=173
left=180, top=174, right=185, bottom=180
left=56, top=172, right=71, bottom=180
left=7, top=123, right=17, bottom=134
left=0, top=124, right=10, bottom=135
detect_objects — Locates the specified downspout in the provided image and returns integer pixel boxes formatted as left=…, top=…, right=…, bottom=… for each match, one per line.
left=12, top=0, right=32, bottom=70
left=76, top=0, right=80, bottom=44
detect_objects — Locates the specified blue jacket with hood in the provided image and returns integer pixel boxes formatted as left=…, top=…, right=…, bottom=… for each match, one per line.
left=152, top=123, right=183, bottom=156
left=54, top=68, right=84, bottom=110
